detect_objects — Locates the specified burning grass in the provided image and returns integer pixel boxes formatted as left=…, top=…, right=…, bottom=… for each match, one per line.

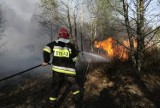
left=94, top=37, right=136, bottom=60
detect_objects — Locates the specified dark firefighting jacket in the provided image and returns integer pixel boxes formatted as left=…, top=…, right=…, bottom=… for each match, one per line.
left=43, top=39, right=78, bottom=75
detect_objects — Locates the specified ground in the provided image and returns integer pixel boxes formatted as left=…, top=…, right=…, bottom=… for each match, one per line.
left=0, top=63, right=160, bottom=108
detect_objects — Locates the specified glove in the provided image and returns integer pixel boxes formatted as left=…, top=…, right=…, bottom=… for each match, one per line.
left=42, top=62, right=48, bottom=66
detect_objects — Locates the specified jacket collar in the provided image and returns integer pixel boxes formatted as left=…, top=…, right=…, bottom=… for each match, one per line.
left=55, top=38, right=69, bottom=43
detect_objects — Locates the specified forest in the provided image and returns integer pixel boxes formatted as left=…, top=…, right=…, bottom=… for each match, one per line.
left=0, top=0, right=160, bottom=108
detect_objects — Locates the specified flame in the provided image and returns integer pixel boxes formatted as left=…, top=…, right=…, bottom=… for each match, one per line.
left=94, top=37, right=130, bottom=60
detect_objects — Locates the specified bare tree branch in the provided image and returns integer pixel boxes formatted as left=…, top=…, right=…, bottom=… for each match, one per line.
left=145, top=40, right=160, bottom=51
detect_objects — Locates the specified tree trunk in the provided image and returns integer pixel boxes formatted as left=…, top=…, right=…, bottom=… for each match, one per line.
left=90, top=23, right=94, bottom=52
left=67, top=0, right=73, bottom=38
left=72, top=1, right=78, bottom=49
left=80, top=0, right=84, bottom=52
left=122, top=0, right=136, bottom=69
left=136, top=0, right=145, bottom=72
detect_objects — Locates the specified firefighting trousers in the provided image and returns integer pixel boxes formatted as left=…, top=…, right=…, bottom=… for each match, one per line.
left=50, top=71, right=80, bottom=102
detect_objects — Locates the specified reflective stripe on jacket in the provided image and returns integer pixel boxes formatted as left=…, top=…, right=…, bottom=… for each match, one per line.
left=52, top=65, right=76, bottom=75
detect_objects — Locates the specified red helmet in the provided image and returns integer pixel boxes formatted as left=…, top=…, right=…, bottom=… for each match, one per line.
left=58, top=28, right=69, bottom=39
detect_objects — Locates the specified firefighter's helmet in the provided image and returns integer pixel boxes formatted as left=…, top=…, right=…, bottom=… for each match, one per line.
left=58, top=28, right=69, bottom=39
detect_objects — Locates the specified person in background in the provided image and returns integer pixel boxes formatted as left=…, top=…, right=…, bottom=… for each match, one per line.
left=42, top=27, right=80, bottom=107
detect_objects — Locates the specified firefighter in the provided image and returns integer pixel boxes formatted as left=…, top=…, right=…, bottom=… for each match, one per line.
left=42, top=27, right=80, bottom=107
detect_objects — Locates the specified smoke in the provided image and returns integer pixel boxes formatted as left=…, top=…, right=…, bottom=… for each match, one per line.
left=0, top=0, right=49, bottom=77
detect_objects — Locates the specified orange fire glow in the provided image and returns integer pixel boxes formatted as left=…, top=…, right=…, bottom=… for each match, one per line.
left=94, top=37, right=130, bottom=60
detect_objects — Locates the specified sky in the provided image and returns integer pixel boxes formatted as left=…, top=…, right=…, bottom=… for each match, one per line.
left=0, top=0, right=49, bottom=76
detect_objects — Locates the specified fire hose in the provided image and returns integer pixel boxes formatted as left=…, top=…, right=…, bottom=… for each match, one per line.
left=0, top=64, right=42, bottom=82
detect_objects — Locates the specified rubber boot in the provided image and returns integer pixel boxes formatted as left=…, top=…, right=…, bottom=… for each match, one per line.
left=49, top=100, right=57, bottom=108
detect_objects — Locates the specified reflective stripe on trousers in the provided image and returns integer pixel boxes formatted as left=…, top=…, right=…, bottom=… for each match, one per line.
left=72, top=90, right=80, bottom=95
left=49, top=97, right=57, bottom=101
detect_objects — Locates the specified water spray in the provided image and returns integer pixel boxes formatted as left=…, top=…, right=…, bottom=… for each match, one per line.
left=77, top=51, right=107, bottom=62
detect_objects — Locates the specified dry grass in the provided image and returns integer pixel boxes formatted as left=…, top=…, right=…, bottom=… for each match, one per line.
left=84, top=67, right=114, bottom=100
left=0, top=72, right=51, bottom=108
left=83, top=61, right=160, bottom=108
